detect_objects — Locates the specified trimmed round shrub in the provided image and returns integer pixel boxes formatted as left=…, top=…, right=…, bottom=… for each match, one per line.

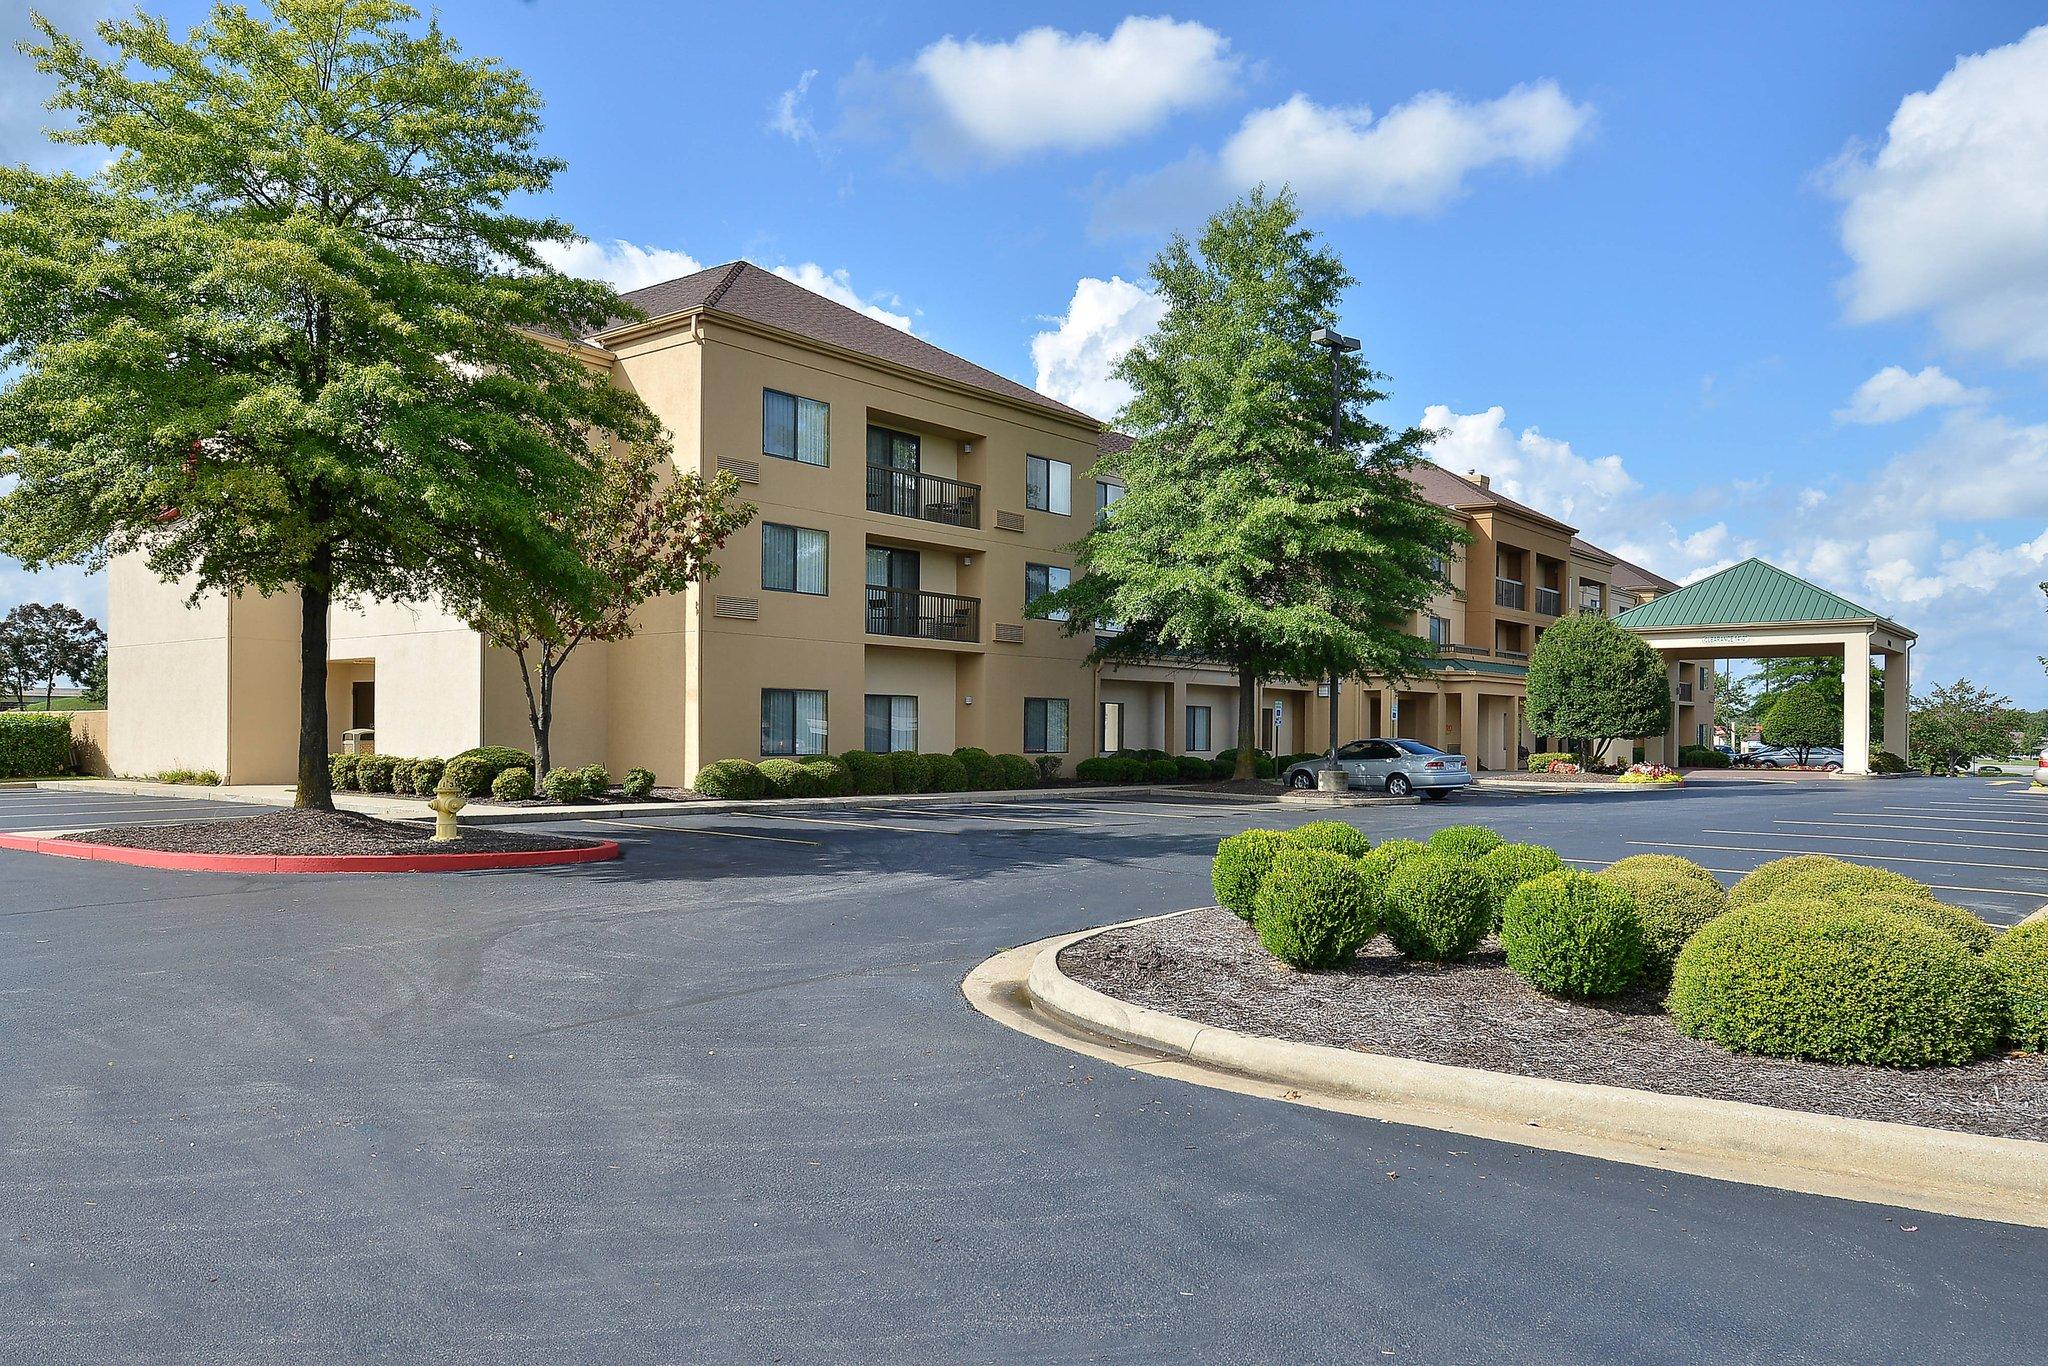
left=921, top=753, right=969, bottom=792
left=1594, top=865, right=1729, bottom=985
left=836, top=750, right=893, bottom=796
left=884, top=750, right=929, bottom=794
left=1074, top=757, right=1114, bottom=782
left=491, top=766, right=534, bottom=801
left=952, top=746, right=1003, bottom=790
left=1253, top=847, right=1382, bottom=970
left=693, top=758, right=765, bottom=800
left=620, top=767, right=656, bottom=799
left=804, top=758, right=852, bottom=797
left=995, top=754, right=1036, bottom=789
left=1173, top=755, right=1211, bottom=782
left=1142, top=757, right=1179, bottom=782
left=1730, top=854, right=1932, bottom=910
left=757, top=758, right=821, bottom=798
left=577, top=765, right=611, bottom=796
left=1358, top=837, right=1427, bottom=886
left=328, top=753, right=360, bottom=791
left=1426, top=825, right=1504, bottom=861
left=444, top=746, right=532, bottom=797
left=540, top=767, right=588, bottom=803
left=355, top=754, right=398, bottom=793
left=1215, top=748, right=1276, bottom=779
left=1852, top=892, right=1995, bottom=955
left=1985, top=922, right=2048, bottom=1051
left=1605, top=853, right=1719, bottom=891
left=1288, top=820, right=1371, bottom=859
left=1667, top=902, right=2003, bottom=1067
left=390, top=758, right=418, bottom=795
left=410, top=757, right=445, bottom=795
left=1501, top=871, right=1646, bottom=998
left=1473, top=842, right=1567, bottom=925
left=1527, top=751, right=1574, bottom=772
left=1206, top=757, right=1234, bottom=780
left=1212, top=829, right=1286, bottom=920
left=1870, top=749, right=1909, bottom=774
left=1380, top=854, right=1491, bottom=961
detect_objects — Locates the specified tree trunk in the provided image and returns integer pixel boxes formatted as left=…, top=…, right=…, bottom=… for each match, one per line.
left=1234, top=666, right=1259, bottom=780
left=536, top=665, right=555, bottom=782
left=295, top=560, right=334, bottom=810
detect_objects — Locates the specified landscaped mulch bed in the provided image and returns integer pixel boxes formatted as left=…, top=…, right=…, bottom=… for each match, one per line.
left=1060, top=906, right=2048, bottom=1142
left=63, top=809, right=608, bottom=857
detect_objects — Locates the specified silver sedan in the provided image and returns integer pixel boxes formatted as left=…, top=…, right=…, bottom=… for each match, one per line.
left=1282, top=738, right=1474, bottom=800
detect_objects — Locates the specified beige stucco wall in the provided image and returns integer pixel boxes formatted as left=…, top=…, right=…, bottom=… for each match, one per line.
left=864, top=646, right=959, bottom=753
left=108, top=555, right=232, bottom=777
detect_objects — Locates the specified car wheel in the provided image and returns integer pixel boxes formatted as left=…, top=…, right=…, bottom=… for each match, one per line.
left=1424, top=789, right=1451, bottom=801
left=1386, top=774, right=1413, bottom=797
left=1823, top=762, right=1842, bottom=772
left=1288, top=770, right=1315, bottom=790
left=1758, top=759, right=1778, bottom=769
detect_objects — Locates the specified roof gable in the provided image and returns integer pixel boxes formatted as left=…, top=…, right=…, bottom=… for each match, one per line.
left=1614, top=557, right=1908, bottom=633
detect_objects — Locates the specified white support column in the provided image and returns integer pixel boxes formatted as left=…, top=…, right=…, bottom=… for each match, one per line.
left=1663, top=659, right=1684, bottom=766
left=1843, top=632, right=1872, bottom=775
left=1882, top=647, right=1910, bottom=762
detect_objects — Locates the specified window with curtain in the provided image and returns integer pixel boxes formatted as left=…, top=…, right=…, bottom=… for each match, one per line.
left=866, top=425, right=920, bottom=469
left=763, top=389, right=829, bottom=465
left=1024, top=698, right=1069, bottom=754
left=761, top=523, right=828, bottom=595
left=1186, top=705, right=1212, bottom=752
left=762, top=688, right=828, bottom=756
left=1025, top=563, right=1071, bottom=621
left=1428, top=615, right=1451, bottom=647
left=1026, top=455, right=1071, bottom=514
left=863, top=695, right=918, bottom=753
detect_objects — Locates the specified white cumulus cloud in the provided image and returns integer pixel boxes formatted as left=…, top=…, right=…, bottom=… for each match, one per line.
left=1030, top=276, right=1168, bottom=419
left=770, top=263, right=914, bottom=332
left=1831, top=25, right=2048, bottom=363
left=769, top=69, right=817, bottom=143
left=1834, top=365, right=1988, bottom=423
left=536, top=238, right=705, bottom=291
left=907, top=17, right=1239, bottom=161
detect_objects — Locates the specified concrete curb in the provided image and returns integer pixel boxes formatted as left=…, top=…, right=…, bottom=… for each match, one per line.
left=0, top=831, right=622, bottom=874
left=25, top=778, right=1255, bottom=825
left=983, top=914, right=2048, bottom=1228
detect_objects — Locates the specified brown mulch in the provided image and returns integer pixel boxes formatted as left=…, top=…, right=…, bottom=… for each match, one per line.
left=1059, top=906, right=2048, bottom=1142
left=62, top=809, right=608, bottom=856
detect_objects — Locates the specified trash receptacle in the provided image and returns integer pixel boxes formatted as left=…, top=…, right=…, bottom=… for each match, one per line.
left=342, top=728, right=376, bottom=755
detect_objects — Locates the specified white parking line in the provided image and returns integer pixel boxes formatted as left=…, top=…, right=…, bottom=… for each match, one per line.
left=1709, top=826, right=2043, bottom=855
left=1629, top=838, right=2047, bottom=875
left=1873, top=811, right=2048, bottom=828
left=1902, top=800, right=2048, bottom=816
left=952, top=801, right=1242, bottom=823
left=747, top=811, right=954, bottom=835
left=593, top=819, right=821, bottom=846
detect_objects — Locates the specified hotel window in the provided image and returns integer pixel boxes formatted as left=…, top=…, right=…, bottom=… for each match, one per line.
left=761, top=689, right=828, bottom=756
left=866, top=424, right=920, bottom=470
left=1095, top=480, right=1125, bottom=518
left=1186, top=705, right=1212, bottom=752
left=1100, top=701, right=1125, bottom=754
left=1026, top=455, right=1071, bottom=515
left=1428, top=615, right=1451, bottom=647
left=1426, top=553, right=1448, bottom=579
left=863, top=695, right=918, bottom=753
left=761, top=523, right=828, bottom=595
left=1025, top=562, right=1071, bottom=621
left=1024, top=698, right=1069, bottom=754
left=763, top=389, right=829, bottom=466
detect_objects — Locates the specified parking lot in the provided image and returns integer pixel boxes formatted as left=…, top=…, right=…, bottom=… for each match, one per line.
left=2, top=775, right=2043, bottom=1360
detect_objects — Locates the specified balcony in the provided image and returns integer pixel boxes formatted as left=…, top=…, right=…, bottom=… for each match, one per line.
left=1496, top=647, right=1531, bottom=662
left=866, top=465, right=981, bottom=530
left=1578, top=589, right=1605, bottom=614
left=1495, top=577, right=1526, bottom=610
left=1677, top=681, right=1694, bottom=702
left=1534, top=585, right=1561, bottom=617
left=866, top=585, right=980, bottom=643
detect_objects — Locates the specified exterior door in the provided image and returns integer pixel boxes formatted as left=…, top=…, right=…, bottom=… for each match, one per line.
left=351, top=681, right=375, bottom=729
left=867, top=547, right=919, bottom=635
left=1356, top=739, right=1402, bottom=790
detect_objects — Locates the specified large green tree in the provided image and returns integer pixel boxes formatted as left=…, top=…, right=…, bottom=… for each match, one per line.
left=1909, top=679, right=2013, bottom=774
left=0, top=603, right=104, bottom=709
left=1033, top=190, right=1462, bottom=778
left=1753, top=655, right=1884, bottom=744
left=0, top=0, right=661, bottom=808
left=1524, top=613, right=1670, bottom=762
left=1759, top=682, right=1839, bottom=763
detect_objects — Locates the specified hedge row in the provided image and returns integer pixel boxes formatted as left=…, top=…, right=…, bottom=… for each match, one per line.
left=1207, top=830, right=2037, bottom=1071
left=694, top=747, right=1040, bottom=800
left=0, top=712, right=72, bottom=778
left=331, top=748, right=656, bottom=801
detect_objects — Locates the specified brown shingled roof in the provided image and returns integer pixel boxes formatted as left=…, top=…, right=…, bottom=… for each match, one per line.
left=596, top=261, right=1097, bottom=426
left=1608, top=555, right=1680, bottom=594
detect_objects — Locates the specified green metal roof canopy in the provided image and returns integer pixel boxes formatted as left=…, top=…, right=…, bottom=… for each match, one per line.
left=1613, top=557, right=1911, bottom=635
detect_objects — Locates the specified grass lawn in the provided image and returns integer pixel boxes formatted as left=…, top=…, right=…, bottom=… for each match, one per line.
left=1, top=698, right=99, bottom=712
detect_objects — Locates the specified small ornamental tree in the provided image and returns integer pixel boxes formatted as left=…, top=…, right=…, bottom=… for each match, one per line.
left=0, top=1, right=663, bottom=808
left=1909, top=679, right=2013, bottom=775
left=1523, top=613, right=1670, bottom=763
left=1760, top=682, right=1841, bottom=764
left=469, top=451, right=753, bottom=778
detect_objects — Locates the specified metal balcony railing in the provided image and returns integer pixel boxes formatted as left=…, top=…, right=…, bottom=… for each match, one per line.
left=865, top=465, right=981, bottom=529
left=1495, top=577, right=1526, bottom=610
left=865, top=585, right=980, bottom=642
left=1579, top=590, right=1604, bottom=614
left=1677, top=682, right=1694, bottom=702
left=1534, top=586, right=1562, bottom=617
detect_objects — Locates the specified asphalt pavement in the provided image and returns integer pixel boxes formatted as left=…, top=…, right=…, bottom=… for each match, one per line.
left=2, top=776, right=2044, bottom=1362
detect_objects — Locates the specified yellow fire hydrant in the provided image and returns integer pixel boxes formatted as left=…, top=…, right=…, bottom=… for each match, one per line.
left=429, top=773, right=467, bottom=842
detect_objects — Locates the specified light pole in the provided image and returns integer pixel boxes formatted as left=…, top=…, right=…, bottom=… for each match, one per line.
left=1309, top=325, right=1360, bottom=785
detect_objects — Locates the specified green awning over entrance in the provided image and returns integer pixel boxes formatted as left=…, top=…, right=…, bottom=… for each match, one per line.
left=1613, top=557, right=1905, bottom=633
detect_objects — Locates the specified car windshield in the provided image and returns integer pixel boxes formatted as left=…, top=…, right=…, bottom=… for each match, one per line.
left=1391, top=740, right=1445, bottom=756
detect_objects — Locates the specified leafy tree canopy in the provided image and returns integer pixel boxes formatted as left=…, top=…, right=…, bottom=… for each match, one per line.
left=1759, top=681, right=1840, bottom=761
left=1910, top=679, right=2014, bottom=773
left=1524, top=612, right=1671, bottom=755
left=0, top=0, right=662, bottom=805
left=0, top=603, right=105, bottom=710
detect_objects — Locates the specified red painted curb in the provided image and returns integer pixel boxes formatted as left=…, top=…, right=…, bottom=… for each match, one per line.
left=0, top=833, right=621, bottom=874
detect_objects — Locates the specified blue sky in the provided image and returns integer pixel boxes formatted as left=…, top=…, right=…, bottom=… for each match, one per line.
left=4, top=1, right=2047, bottom=702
